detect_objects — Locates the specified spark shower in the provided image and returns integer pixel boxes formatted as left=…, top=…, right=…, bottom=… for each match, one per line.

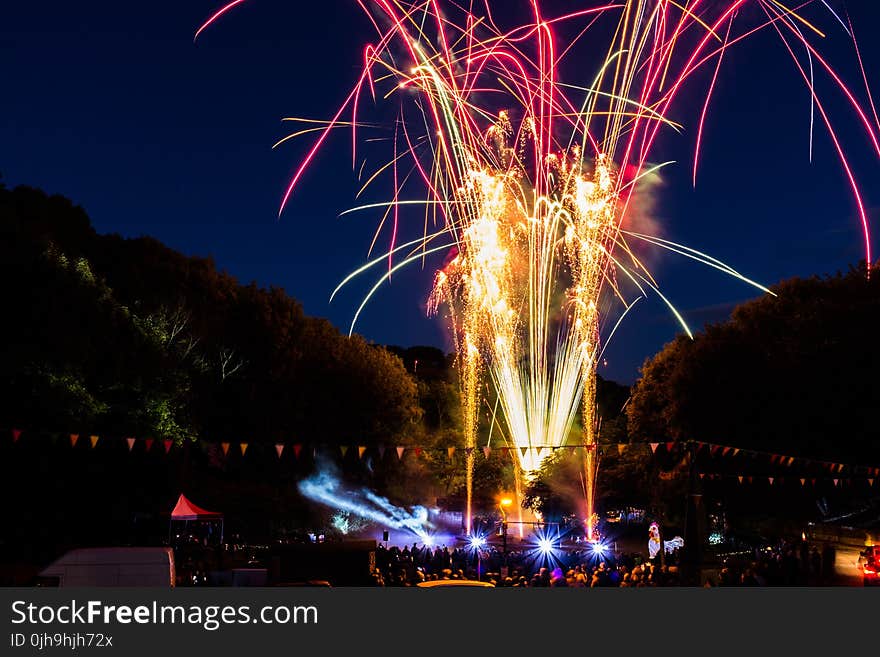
left=198, top=0, right=877, bottom=538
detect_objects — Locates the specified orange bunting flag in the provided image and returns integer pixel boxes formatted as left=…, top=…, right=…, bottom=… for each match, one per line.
left=800, top=478, right=806, bottom=486
left=649, top=443, right=659, bottom=454
left=340, top=445, right=349, bottom=458
left=869, top=479, right=875, bottom=487
left=786, top=457, right=795, bottom=467
left=732, top=448, right=740, bottom=457
left=163, top=439, right=173, bottom=454
left=126, top=437, right=136, bottom=451
left=70, top=433, right=79, bottom=447
left=617, top=444, right=626, bottom=456
left=699, top=473, right=705, bottom=480
left=90, top=435, right=99, bottom=449
left=520, top=447, right=529, bottom=459
left=221, top=442, right=230, bottom=456
left=12, top=428, right=21, bottom=443
left=737, top=476, right=744, bottom=484
left=240, top=442, right=248, bottom=456
left=722, top=446, right=731, bottom=456
left=447, top=447, right=455, bottom=459
left=483, top=447, right=491, bottom=459
left=396, top=446, right=405, bottom=459
left=293, top=444, right=303, bottom=459
left=358, top=446, right=367, bottom=459
left=837, top=463, right=845, bottom=473
left=275, top=443, right=284, bottom=458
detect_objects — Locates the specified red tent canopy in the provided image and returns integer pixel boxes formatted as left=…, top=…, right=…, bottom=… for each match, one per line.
left=170, top=494, right=222, bottom=521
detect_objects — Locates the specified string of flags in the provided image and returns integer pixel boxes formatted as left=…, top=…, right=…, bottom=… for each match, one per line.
left=4, top=427, right=879, bottom=478
left=696, top=472, right=876, bottom=487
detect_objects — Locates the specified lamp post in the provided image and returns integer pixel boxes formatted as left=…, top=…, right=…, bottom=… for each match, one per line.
left=499, top=497, right=513, bottom=577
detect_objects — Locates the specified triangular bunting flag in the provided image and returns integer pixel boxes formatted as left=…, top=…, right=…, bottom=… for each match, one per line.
left=833, top=478, right=839, bottom=486
left=800, top=478, right=806, bottom=486
left=126, top=437, right=136, bottom=451
left=811, top=478, right=816, bottom=485
left=536, top=447, right=546, bottom=462
left=221, top=442, right=230, bottom=456
left=70, top=433, right=80, bottom=447
left=90, top=435, right=99, bottom=448
left=414, top=447, right=422, bottom=458
left=12, top=428, right=21, bottom=443
left=732, top=448, right=740, bottom=456
left=747, top=476, right=754, bottom=484
left=358, top=446, right=367, bottom=459
left=164, top=439, right=173, bottom=454
left=275, top=443, right=285, bottom=458
left=837, top=463, right=845, bottom=473
left=869, top=478, right=875, bottom=487
left=340, top=445, right=349, bottom=458
left=240, top=442, right=248, bottom=456
left=722, top=446, right=731, bottom=456
left=710, top=444, right=720, bottom=456
left=447, top=447, right=455, bottom=459
left=768, top=477, right=774, bottom=485
left=396, top=446, right=405, bottom=459
left=293, top=444, right=303, bottom=458
left=665, top=442, right=675, bottom=452
left=144, top=438, right=154, bottom=452
left=737, top=476, right=744, bottom=484
left=483, top=446, right=491, bottom=459
left=786, top=457, right=795, bottom=467
left=649, top=442, right=659, bottom=453
left=617, top=444, right=626, bottom=456
left=520, top=447, right=528, bottom=459
left=699, top=473, right=705, bottom=480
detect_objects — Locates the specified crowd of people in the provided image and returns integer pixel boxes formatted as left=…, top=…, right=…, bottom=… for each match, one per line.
left=370, top=536, right=842, bottom=587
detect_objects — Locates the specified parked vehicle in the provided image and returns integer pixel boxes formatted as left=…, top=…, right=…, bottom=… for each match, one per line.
left=36, top=547, right=175, bottom=587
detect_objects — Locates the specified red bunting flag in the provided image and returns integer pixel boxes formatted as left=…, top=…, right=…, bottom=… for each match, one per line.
left=90, top=435, right=99, bottom=449
left=747, top=476, right=753, bottom=484
left=396, top=447, right=405, bottom=459
left=649, top=443, right=659, bottom=454
left=413, top=447, right=422, bottom=458
left=483, top=446, right=491, bottom=459
left=12, top=428, right=21, bottom=443
left=70, top=433, right=79, bottom=447
left=665, top=442, right=675, bottom=452
left=293, top=444, right=303, bottom=459
left=240, top=442, right=248, bottom=456
left=275, top=443, right=285, bottom=458
left=126, top=437, right=136, bottom=451
left=722, top=446, right=731, bottom=456
left=221, top=442, right=229, bottom=456
left=447, top=447, right=455, bottom=459
left=710, top=445, right=720, bottom=456
left=811, top=478, right=816, bottom=485
left=358, top=446, right=367, bottom=459
left=163, top=439, right=173, bottom=454
left=340, top=445, right=349, bottom=458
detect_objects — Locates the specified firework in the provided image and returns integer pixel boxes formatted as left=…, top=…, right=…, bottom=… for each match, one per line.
left=198, top=1, right=877, bottom=536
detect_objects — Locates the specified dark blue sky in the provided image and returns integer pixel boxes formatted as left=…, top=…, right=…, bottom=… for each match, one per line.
left=3, top=1, right=879, bottom=385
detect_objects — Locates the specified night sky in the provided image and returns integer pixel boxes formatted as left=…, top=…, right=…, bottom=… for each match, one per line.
left=3, top=1, right=879, bottom=385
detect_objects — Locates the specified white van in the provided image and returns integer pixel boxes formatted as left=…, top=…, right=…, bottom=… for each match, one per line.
left=37, top=547, right=175, bottom=587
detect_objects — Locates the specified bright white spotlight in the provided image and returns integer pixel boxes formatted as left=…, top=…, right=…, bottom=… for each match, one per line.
left=538, top=537, right=555, bottom=555
left=590, top=541, right=607, bottom=556
left=423, top=535, right=435, bottom=547
left=469, top=535, right=486, bottom=550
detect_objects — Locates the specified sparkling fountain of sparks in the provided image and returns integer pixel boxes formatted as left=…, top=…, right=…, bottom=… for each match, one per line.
left=197, top=1, right=878, bottom=538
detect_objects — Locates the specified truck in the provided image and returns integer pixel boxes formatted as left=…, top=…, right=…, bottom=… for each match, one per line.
left=36, top=547, right=176, bottom=587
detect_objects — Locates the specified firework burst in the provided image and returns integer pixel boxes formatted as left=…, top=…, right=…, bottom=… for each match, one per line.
left=198, top=0, right=878, bottom=536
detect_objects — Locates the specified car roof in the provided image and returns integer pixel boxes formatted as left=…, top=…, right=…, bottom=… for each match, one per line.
left=416, top=579, right=495, bottom=588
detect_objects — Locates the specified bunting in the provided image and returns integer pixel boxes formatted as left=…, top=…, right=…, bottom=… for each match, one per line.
left=12, top=428, right=21, bottom=443
left=396, top=446, right=405, bottom=460
left=221, top=442, right=230, bottom=456
left=163, top=439, right=173, bottom=454
left=650, top=442, right=659, bottom=454
left=483, top=446, right=491, bottom=459
left=70, top=433, right=79, bottom=448
left=293, top=444, right=303, bottom=459
left=447, top=447, right=455, bottom=459
left=89, top=435, right=99, bottom=449
left=275, top=443, right=284, bottom=458
left=126, top=437, right=136, bottom=452
left=240, top=442, right=248, bottom=456
left=358, top=446, right=367, bottom=459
